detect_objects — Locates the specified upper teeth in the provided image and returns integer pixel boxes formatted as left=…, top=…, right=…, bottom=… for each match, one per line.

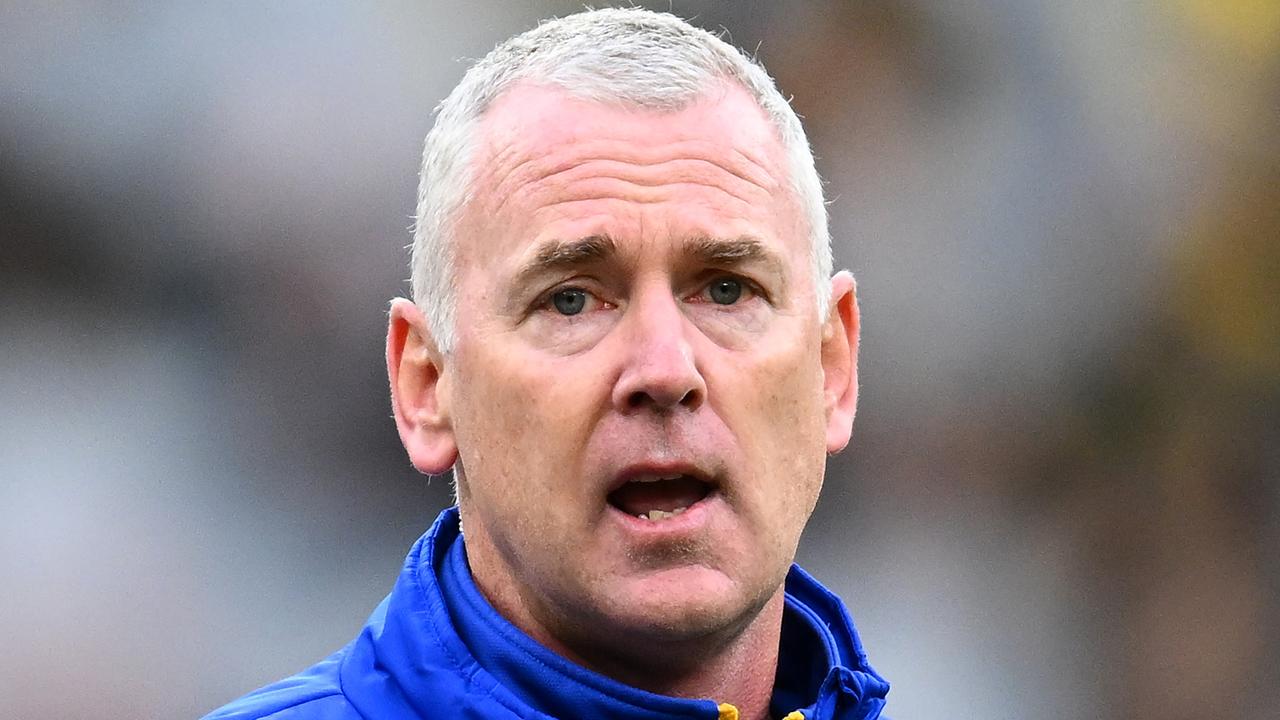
left=634, top=474, right=683, bottom=483
left=638, top=506, right=688, bottom=521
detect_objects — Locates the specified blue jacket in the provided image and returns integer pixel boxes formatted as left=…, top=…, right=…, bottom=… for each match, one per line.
left=204, top=507, right=889, bottom=719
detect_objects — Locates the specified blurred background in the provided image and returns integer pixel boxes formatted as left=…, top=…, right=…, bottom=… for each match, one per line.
left=2, top=1, right=1276, bottom=718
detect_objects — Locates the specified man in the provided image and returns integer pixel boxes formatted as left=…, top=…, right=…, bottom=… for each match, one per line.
left=206, top=8, right=887, bottom=720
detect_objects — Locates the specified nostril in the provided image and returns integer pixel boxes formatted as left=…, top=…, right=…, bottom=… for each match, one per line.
left=613, top=341, right=707, bottom=411
left=626, top=387, right=702, bottom=411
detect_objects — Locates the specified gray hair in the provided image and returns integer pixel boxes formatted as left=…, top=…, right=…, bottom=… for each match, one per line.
left=411, top=7, right=831, bottom=353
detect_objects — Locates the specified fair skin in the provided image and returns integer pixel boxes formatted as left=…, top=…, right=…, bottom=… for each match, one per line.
left=387, top=81, right=860, bottom=720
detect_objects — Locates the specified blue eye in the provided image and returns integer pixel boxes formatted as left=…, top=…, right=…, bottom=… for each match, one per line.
left=707, top=278, right=743, bottom=305
left=551, top=288, right=588, bottom=315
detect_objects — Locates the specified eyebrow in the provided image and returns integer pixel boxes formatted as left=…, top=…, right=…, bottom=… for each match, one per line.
left=509, top=233, right=787, bottom=293
left=533, top=234, right=617, bottom=268
left=511, top=235, right=618, bottom=290
left=684, top=235, right=781, bottom=272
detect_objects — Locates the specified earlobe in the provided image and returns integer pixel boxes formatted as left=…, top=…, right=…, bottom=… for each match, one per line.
left=387, top=298, right=458, bottom=474
left=821, top=272, right=860, bottom=454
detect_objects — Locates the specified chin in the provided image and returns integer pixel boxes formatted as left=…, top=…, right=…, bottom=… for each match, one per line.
left=590, top=566, right=774, bottom=644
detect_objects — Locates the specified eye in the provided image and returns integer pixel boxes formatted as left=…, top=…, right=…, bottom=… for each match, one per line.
left=550, top=287, right=589, bottom=315
left=706, top=277, right=744, bottom=305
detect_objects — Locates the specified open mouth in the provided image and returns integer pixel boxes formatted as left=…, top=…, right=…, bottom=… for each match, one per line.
left=606, top=474, right=714, bottom=522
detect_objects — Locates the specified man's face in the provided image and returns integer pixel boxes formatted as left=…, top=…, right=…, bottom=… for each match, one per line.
left=435, top=82, right=849, bottom=660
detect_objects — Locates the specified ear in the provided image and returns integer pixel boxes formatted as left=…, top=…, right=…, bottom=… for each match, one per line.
left=387, top=298, right=458, bottom=474
left=821, top=271, right=861, bottom=454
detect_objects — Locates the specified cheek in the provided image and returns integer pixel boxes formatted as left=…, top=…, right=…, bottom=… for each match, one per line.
left=757, top=336, right=826, bottom=431
left=724, top=340, right=828, bottom=502
left=450, top=347, right=602, bottom=503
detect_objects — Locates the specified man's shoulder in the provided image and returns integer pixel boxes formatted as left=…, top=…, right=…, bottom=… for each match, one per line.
left=204, top=694, right=356, bottom=720
left=202, top=650, right=359, bottom=720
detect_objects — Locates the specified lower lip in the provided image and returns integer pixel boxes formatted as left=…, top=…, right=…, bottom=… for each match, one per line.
left=606, top=490, right=721, bottom=536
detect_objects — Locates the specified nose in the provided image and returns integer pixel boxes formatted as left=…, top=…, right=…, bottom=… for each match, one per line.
left=610, top=289, right=706, bottom=413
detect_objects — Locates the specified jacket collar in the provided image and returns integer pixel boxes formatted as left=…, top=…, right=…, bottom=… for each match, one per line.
left=368, top=507, right=888, bottom=719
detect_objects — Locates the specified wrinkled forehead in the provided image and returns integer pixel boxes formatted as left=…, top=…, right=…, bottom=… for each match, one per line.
left=470, top=80, right=792, bottom=190
left=458, top=83, right=803, bottom=254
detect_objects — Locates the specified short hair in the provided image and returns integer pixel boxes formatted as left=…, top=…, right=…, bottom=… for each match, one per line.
left=411, top=7, right=831, bottom=353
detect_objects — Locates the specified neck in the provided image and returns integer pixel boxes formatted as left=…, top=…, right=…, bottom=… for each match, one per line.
left=466, top=541, right=786, bottom=720
left=523, top=584, right=785, bottom=720
left=611, top=590, right=784, bottom=720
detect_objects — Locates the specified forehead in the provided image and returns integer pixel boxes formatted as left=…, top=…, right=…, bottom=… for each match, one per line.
left=475, top=80, right=787, bottom=168
left=457, top=81, right=806, bottom=263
